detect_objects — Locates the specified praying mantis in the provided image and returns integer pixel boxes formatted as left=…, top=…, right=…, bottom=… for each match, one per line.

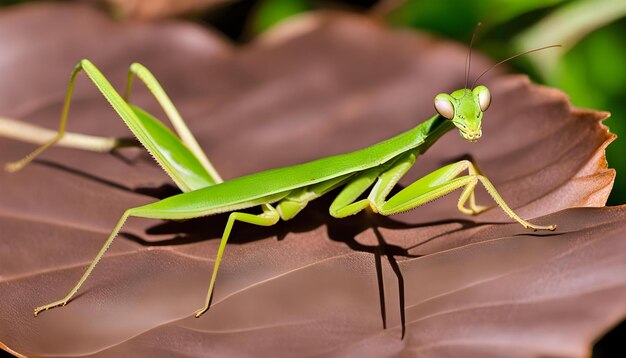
left=1, top=45, right=559, bottom=319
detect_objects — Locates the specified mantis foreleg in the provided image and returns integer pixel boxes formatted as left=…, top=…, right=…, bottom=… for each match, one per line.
left=328, top=166, right=391, bottom=218
left=330, top=156, right=556, bottom=231
left=329, top=152, right=415, bottom=218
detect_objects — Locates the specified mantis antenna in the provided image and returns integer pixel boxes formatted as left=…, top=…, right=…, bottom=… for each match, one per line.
left=471, top=44, right=562, bottom=88
left=464, top=22, right=482, bottom=91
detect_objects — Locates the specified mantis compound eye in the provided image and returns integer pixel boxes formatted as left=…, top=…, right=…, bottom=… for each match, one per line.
left=474, top=85, right=491, bottom=112
left=434, top=93, right=455, bottom=119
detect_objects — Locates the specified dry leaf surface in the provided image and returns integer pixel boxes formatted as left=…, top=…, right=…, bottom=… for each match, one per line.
left=0, top=3, right=623, bottom=357
left=100, top=0, right=234, bottom=20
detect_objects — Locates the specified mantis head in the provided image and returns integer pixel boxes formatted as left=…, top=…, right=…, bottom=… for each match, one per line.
left=433, top=21, right=558, bottom=143
left=434, top=86, right=490, bottom=142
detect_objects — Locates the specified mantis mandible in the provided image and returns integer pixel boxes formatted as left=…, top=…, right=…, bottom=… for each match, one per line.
left=1, top=45, right=558, bottom=319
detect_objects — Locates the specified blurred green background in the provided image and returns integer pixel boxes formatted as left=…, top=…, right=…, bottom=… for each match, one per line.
left=383, top=0, right=626, bottom=207
left=1, top=0, right=624, bottom=355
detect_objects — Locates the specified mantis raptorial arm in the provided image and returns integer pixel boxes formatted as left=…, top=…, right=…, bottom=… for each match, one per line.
left=4, top=62, right=86, bottom=173
left=331, top=156, right=556, bottom=231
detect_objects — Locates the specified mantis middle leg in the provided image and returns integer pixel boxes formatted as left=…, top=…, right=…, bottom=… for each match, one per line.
left=194, top=174, right=357, bottom=316
left=194, top=204, right=280, bottom=317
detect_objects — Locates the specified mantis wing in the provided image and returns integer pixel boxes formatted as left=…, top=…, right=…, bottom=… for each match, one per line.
left=129, top=104, right=217, bottom=191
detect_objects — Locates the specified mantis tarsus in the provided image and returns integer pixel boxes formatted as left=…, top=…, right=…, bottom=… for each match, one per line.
left=1, top=46, right=558, bottom=319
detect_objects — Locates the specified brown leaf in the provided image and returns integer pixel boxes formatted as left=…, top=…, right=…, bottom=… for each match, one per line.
left=0, top=3, right=623, bottom=357
left=100, top=0, right=235, bottom=20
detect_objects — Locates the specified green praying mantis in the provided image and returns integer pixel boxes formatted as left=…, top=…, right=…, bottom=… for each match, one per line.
left=0, top=44, right=559, bottom=319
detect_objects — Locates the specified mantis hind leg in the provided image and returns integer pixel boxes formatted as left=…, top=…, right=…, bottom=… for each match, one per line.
left=33, top=208, right=136, bottom=316
left=4, top=61, right=223, bottom=186
left=5, top=62, right=93, bottom=172
left=5, top=60, right=217, bottom=191
left=33, top=192, right=282, bottom=317
left=194, top=204, right=280, bottom=317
